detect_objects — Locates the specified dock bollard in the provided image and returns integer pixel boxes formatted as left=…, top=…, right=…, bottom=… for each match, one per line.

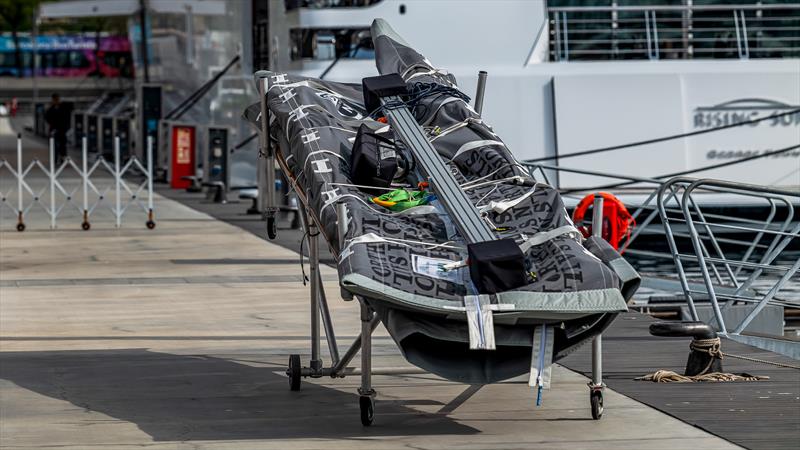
left=649, top=321, right=723, bottom=376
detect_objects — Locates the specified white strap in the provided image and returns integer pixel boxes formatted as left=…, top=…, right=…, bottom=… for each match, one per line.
left=339, top=233, right=462, bottom=261
left=478, top=184, right=537, bottom=214
left=519, top=225, right=582, bottom=254
left=464, top=295, right=496, bottom=350
left=529, top=325, right=554, bottom=389
left=450, top=140, right=505, bottom=162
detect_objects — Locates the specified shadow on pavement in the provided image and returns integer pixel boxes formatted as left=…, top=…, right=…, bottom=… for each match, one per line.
left=0, top=349, right=478, bottom=440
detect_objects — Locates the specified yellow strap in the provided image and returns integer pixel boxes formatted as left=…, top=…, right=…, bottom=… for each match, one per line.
left=372, top=197, right=396, bottom=208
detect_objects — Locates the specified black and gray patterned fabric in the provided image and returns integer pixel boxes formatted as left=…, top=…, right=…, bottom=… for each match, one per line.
left=245, top=20, right=638, bottom=383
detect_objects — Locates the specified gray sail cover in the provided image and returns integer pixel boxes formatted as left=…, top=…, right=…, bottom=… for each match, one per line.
left=247, top=19, right=639, bottom=383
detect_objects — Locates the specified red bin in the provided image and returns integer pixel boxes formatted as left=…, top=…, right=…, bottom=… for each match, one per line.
left=170, top=125, right=196, bottom=189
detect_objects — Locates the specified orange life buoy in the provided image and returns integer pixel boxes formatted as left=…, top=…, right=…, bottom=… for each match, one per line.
left=572, top=192, right=635, bottom=252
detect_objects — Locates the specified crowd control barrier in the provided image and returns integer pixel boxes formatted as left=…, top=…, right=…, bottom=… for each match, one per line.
left=0, top=134, right=155, bottom=231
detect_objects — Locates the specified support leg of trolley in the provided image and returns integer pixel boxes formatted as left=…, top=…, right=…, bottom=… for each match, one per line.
left=274, top=134, right=422, bottom=425
left=358, top=300, right=376, bottom=426
left=588, top=195, right=605, bottom=419
left=257, top=72, right=278, bottom=239
left=264, top=148, right=278, bottom=239
left=308, top=211, right=323, bottom=374
left=589, top=335, right=604, bottom=420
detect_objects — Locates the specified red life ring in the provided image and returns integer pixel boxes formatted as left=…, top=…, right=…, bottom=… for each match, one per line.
left=572, top=192, right=635, bottom=252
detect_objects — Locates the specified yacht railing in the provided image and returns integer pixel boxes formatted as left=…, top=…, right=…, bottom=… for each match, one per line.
left=547, top=2, right=800, bottom=61
left=524, top=162, right=799, bottom=346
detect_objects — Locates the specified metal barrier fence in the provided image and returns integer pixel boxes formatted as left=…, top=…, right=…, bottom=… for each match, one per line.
left=1, top=134, right=155, bottom=231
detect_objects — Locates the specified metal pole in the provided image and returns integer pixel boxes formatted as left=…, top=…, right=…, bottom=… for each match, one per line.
left=474, top=71, right=487, bottom=115
left=49, top=137, right=55, bottom=229
left=263, top=78, right=276, bottom=222
left=591, top=195, right=603, bottom=387
left=562, top=12, right=569, bottom=61
left=32, top=11, right=39, bottom=108
left=146, top=135, right=154, bottom=225
left=336, top=202, right=348, bottom=246
left=316, top=270, right=340, bottom=365
left=740, top=10, right=750, bottom=59
left=255, top=72, right=269, bottom=215
left=82, top=136, right=89, bottom=229
left=337, top=201, right=354, bottom=302
left=16, top=134, right=23, bottom=227
left=680, top=198, right=727, bottom=334
left=733, top=10, right=743, bottom=59
left=308, top=212, right=322, bottom=372
left=592, top=334, right=603, bottom=386
left=139, top=0, right=150, bottom=83
left=733, top=256, right=800, bottom=334
left=592, top=196, right=604, bottom=239
left=359, top=300, right=374, bottom=395
left=330, top=316, right=381, bottom=376
left=114, top=135, right=121, bottom=228
left=185, top=5, right=194, bottom=65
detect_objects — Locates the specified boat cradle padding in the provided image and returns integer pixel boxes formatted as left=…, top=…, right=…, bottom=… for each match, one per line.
left=342, top=272, right=628, bottom=319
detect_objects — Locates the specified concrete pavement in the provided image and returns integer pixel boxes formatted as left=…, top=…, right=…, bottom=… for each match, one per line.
left=0, top=192, right=741, bottom=449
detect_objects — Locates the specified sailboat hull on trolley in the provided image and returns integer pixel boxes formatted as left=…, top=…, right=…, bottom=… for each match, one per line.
left=247, top=18, right=640, bottom=422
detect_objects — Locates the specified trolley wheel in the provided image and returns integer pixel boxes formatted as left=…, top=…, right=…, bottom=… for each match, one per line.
left=590, top=390, right=604, bottom=420
left=359, top=395, right=374, bottom=426
left=146, top=220, right=156, bottom=230
left=16, top=223, right=25, bottom=232
left=266, top=216, right=277, bottom=240
left=81, top=222, right=91, bottom=231
left=287, top=354, right=301, bottom=391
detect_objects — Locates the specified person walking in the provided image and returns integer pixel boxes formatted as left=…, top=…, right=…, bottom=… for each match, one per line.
left=45, top=93, right=70, bottom=165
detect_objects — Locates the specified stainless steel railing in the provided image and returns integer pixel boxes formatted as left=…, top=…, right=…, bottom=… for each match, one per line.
left=547, top=2, right=800, bottom=61
left=523, top=161, right=799, bottom=342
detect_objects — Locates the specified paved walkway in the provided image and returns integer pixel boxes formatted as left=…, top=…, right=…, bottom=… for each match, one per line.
left=0, top=193, right=741, bottom=449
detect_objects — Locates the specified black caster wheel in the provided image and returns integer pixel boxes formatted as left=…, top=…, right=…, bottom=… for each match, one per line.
left=16, top=223, right=25, bottom=232
left=359, top=396, right=374, bottom=426
left=146, top=220, right=156, bottom=229
left=266, top=216, right=277, bottom=240
left=590, top=390, right=604, bottom=420
left=81, top=222, right=91, bottom=231
left=287, top=354, right=301, bottom=391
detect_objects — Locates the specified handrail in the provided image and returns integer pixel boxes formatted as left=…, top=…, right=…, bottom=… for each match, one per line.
left=548, top=4, right=800, bottom=13
left=547, top=3, right=800, bottom=62
left=524, top=162, right=799, bottom=339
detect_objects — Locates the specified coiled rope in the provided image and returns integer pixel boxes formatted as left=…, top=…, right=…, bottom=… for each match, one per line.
left=636, top=337, right=800, bottom=383
left=636, top=370, right=767, bottom=382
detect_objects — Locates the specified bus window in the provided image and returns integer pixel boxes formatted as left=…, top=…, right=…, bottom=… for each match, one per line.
left=70, top=51, right=89, bottom=68
left=0, top=53, right=13, bottom=68
left=55, top=51, right=69, bottom=68
left=42, top=52, right=54, bottom=70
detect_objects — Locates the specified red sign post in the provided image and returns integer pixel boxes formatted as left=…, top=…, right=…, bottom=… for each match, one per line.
left=170, top=125, right=196, bottom=189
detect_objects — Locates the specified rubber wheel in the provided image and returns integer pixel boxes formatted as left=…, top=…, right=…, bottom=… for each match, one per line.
left=590, top=390, right=603, bottom=420
left=81, top=222, right=91, bottom=231
left=16, top=223, right=25, bottom=232
left=267, top=216, right=277, bottom=240
left=360, top=396, right=374, bottom=426
left=288, top=354, right=301, bottom=391
left=146, top=220, right=156, bottom=230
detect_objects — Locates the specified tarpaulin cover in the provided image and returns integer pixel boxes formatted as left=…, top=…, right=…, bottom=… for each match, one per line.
left=245, top=19, right=638, bottom=383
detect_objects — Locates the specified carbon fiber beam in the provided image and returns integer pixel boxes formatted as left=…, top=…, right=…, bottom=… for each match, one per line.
left=381, top=96, right=495, bottom=244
